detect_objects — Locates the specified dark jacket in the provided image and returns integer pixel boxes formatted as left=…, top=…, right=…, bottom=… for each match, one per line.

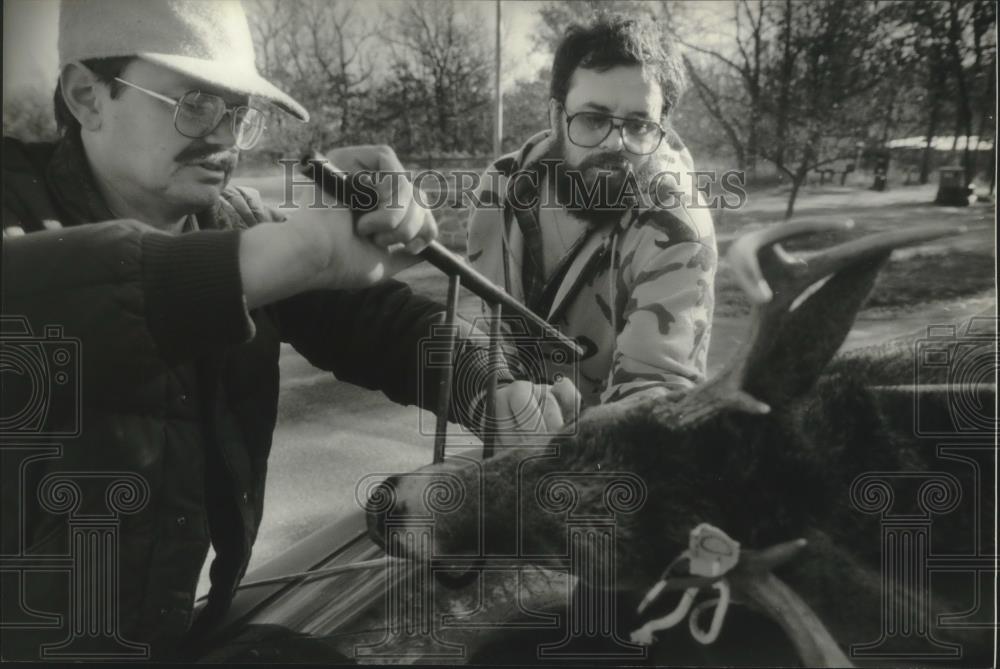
left=0, top=135, right=500, bottom=659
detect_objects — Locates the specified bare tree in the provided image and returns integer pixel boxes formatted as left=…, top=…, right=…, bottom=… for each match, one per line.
left=760, top=0, right=898, bottom=217
left=945, top=0, right=996, bottom=186
left=245, top=0, right=377, bottom=155
left=380, top=0, right=493, bottom=154
left=890, top=0, right=996, bottom=188
left=682, top=0, right=900, bottom=217
left=675, top=0, right=770, bottom=177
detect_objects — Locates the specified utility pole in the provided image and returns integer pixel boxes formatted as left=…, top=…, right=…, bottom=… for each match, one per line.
left=493, top=0, right=503, bottom=157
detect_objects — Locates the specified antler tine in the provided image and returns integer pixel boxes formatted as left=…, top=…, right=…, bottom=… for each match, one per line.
left=739, top=538, right=808, bottom=572
left=723, top=538, right=851, bottom=667
left=727, top=219, right=857, bottom=307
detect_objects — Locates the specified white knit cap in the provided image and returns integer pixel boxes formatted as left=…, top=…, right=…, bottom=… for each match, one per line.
left=57, top=0, right=308, bottom=122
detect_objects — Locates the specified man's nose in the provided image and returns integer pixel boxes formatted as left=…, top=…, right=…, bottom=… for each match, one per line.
left=203, top=115, right=238, bottom=148
left=599, top=124, right=626, bottom=152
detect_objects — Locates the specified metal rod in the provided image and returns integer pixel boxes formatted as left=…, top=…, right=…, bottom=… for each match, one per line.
left=419, top=245, right=579, bottom=356
left=434, top=274, right=461, bottom=464
left=493, top=0, right=503, bottom=158
left=299, top=153, right=582, bottom=358
left=481, top=302, right=502, bottom=459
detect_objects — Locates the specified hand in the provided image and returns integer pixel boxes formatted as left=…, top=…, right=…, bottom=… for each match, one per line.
left=325, top=144, right=438, bottom=254
left=276, top=144, right=438, bottom=293
left=239, top=144, right=437, bottom=307
left=282, top=199, right=418, bottom=290
left=492, top=377, right=581, bottom=446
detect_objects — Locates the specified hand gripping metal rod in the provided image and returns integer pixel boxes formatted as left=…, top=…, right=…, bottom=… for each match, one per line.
left=299, top=152, right=581, bottom=462
left=298, top=152, right=582, bottom=357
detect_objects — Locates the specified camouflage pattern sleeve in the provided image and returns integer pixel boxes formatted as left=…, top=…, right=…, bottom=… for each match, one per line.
left=601, top=221, right=717, bottom=404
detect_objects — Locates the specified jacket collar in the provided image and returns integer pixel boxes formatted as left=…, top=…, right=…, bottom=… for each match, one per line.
left=45, top=132, right=117, bottom=226
left=44, top=132, right=227, bottom=232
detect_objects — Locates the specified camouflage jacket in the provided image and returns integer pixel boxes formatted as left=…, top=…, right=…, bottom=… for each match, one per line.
left=467, top=130, right=717, bottom=406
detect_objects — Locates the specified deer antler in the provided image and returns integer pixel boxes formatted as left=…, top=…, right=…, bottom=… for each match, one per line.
left=639, top=538, right=853, bottom=667
left=722, top=539, right=853, bottom=667
left=729, top=564, right=853, bottom=667
left=667, top=220, right=962, bottom=427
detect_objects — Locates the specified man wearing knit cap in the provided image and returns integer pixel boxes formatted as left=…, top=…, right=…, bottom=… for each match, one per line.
left=0, top=0, right=576, bottom=659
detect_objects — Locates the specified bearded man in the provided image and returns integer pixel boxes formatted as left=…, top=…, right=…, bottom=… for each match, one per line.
left=468, top=14, right=718, bottom=407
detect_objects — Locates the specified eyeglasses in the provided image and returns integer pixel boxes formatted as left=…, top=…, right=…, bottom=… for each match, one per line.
left=564, top=110, right=665, bottom=155
left=113, top=77, right=266, bottom=150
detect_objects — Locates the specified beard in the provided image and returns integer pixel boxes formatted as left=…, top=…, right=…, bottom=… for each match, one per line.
left=544, top=126, right=658, bottom=227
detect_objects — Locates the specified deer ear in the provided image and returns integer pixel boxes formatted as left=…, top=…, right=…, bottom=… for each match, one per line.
left=740, top=253, right=888, bottom=408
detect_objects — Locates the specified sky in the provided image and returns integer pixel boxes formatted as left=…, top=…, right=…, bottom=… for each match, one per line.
left=2, top=0, right=551, bottom=98
left=3, top=0, right=60, bottom=96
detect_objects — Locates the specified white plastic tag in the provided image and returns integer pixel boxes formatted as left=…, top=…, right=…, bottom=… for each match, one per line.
left=687, top=523, right=740, bottom=577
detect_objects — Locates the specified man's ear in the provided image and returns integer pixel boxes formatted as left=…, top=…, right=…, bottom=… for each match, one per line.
left=547, top=98, right=561, bottom=132
left=59, top=63, right=104, bottom=132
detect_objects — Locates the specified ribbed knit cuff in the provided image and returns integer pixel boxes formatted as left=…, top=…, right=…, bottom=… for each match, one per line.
left=142, top=229, right=254, bottom=361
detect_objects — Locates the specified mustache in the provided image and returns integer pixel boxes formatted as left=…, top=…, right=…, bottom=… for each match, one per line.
left=578, top=153, right=631, bottom=173
left=175, top=143, right=239, bottom=168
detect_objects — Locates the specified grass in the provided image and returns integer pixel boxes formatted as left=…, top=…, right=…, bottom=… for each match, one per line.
left=707, top=184, right=996, bottom=318
left=713, top=248, right=996, bottom=318
left=866, top=250, right=996, bottom=311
